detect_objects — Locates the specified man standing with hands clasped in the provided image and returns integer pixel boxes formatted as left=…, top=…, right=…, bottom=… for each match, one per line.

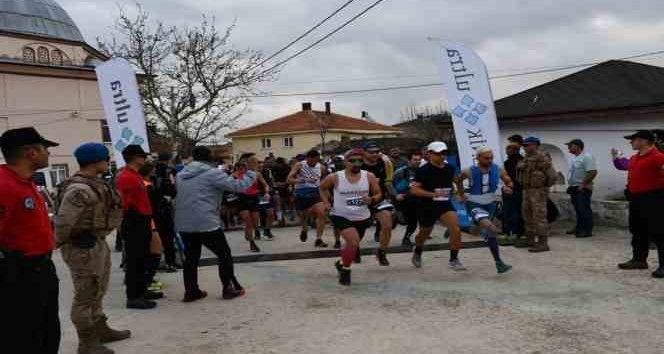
left=565, top=139, right=598, bottom=238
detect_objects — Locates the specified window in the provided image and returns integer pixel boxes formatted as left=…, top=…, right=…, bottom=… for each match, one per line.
left=37, top=47, right=50, bottom=64
left=49, top=164, right=69, bottom=187
left=51, top=49, right=63, bottom=66
left=283, top=137, right=294, bottom=147
left=22, top=47, right=35, bottom=62
left=101, top=120, right=111, bottom=143
left=261, top=138, right=271, bottom=149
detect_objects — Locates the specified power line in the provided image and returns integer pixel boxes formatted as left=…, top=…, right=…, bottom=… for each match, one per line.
left=248, top=49, right=664, bottom=98
left=258, top=0, right=388, bottom=76
left=256, top=0, right=357, bottom=68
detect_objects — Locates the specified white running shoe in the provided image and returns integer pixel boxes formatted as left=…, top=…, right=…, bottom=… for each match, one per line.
left=448, top=259, right=467, bottom=271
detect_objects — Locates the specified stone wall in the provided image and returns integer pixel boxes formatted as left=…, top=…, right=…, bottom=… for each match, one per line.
left=549, top=192, right=628, bottom=229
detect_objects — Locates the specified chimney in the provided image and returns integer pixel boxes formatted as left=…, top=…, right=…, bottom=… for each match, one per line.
left=325, top=102, right=331, bottom=114
left=302, top=102, right=312, bottom=111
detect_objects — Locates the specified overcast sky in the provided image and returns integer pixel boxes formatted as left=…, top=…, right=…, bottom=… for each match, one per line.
left=61, top=0, right=664, bottom=136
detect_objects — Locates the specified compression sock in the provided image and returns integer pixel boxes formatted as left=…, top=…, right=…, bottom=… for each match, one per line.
left=341, top=245, right=356, bottom=267
left=487, top=236, right=502, bottom=263
left=450, top=249, right=459, bottom=262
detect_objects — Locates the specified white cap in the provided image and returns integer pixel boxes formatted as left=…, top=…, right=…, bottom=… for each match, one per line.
left=427, top=141, right=448, bottom=153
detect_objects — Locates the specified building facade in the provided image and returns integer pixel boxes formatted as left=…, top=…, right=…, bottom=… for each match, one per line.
left=227, top=102, right=401, bottom=160
left=0, top=0, right=110, bottom=188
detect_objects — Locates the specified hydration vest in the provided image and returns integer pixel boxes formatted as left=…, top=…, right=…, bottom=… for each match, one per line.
left=469, top=164, right=499, bottom=195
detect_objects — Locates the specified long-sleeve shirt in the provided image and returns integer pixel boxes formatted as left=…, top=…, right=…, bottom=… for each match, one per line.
left=617, top=149, right=664, bottom=194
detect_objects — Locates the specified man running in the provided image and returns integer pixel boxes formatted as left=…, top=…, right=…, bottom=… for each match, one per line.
left=455, top=146, right=513, bottom=273
left=392, top=152, right=422, bottom=247
left=287, top=149, right=328, bottom=247
left=410, top=141, right=465, bottom=270
left=234, top=153, right=271, bottom=252
left=320, top=148, right=382, bottom=285
left=361, top=141, right=394, bottom=266
left=271, top=157, right=292, bottom=227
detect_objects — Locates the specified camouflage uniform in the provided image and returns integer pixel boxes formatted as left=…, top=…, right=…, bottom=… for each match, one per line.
left=516, top=151, right=552, bottom=250
left=55, top=174, right=123, bottom=340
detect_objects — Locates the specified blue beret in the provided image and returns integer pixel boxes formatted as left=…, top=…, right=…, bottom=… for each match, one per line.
left=75, top=143, right=110, bottom=166
left=523, top=137, right=541, bottom=146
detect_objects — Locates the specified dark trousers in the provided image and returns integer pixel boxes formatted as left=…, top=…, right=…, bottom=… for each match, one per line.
left=180, top=228, right=236, bottom=295
left=0, top=256, right=60, bottom=354
left=155, top=212, right=177, bottom=266
left=628, top=189, right=664, bottom=263
left=502, top=188, right=524, bottom=236
left=569, top=188, right=593, bottom=234
left=122, top=212, right=152, bottom=300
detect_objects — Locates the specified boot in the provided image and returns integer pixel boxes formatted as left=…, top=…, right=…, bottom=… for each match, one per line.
left=95, top=318, right=131, bottom=344
left=529, top=235, right=550, bottom=253
left=77, top=328, right=114, bottom=354
left=514, top=234, right=534, bottom=248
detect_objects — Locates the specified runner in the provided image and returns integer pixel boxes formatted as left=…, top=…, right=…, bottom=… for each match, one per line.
left=361, top=141, right=394, bottom=266
left=287, top=149, right=328, bottom=247
left=320, top=148, right=382, bottom=286
left=392, top=152, right=422, bottom=247
left=455, top=146, right=513, bottom=273
left=234, top=153, right=272, bottom=252
left=271, top=157, right=292, bottom=227
left=410, top=141, right=465, bottom=270
left=258, top=160, right=276, bottom=239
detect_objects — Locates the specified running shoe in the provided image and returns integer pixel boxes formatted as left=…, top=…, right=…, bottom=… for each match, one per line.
left=333, top=240, right=342, bottom=249
left=315, top=239, right=328, bottom=248
left=264, top=229, right=275, bottom=240
left=222, top=286, right=246, bottom=300
left=376, top=249, right=390, bottom=266
left=496, top=261, right=513, bottom=274
left=300, top=230, right=308, bottom=242
left=652, top=267, right=664, bottom=278
left=254, top=229, right=261, bottom=240
left=448, top=259, right=467, bottom=271
left=338, top=266, right=351, bottom=286
left=411, top=252, right=422, bottom=268
left=250, top=240, right=261, bottom=253
left=182, top=290, right=208, bottom=303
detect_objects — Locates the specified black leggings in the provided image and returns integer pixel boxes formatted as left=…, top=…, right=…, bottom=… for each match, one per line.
left=180, top=228, right=239, bottom=295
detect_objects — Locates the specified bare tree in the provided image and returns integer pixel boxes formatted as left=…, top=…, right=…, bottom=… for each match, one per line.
left=97, top=4, right=276, bottom=154
left=399, top=104, right=455, bottom=145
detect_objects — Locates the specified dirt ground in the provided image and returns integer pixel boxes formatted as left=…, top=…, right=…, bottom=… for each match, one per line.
left=55, top=224, right=664, bottom=354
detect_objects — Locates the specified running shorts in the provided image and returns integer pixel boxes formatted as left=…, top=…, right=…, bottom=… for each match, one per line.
left=417, top=200, right=455, bottom=228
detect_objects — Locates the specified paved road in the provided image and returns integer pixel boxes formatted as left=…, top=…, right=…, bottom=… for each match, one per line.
left=55, top=224, right=664, bottom=354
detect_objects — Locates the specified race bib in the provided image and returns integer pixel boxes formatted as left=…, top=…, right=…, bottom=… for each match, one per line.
left=346, top=196, right=366, bottom=209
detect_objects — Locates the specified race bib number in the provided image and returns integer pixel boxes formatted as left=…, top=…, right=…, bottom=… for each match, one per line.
left=346, top=196, right=366, bottom=208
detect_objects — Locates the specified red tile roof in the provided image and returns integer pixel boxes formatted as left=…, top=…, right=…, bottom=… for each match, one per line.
left=227, top=110, right=401, bottom=138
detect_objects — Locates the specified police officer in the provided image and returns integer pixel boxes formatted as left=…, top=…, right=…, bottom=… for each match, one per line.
left=0, top=127, right=61, bottom=354
left=516, top=137, right=554, bottom=252
left=56, top=143, right=130, bottom=354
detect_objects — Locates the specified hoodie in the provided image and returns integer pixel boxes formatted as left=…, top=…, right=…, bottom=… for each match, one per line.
left=174, top=161, right=256, bottom=233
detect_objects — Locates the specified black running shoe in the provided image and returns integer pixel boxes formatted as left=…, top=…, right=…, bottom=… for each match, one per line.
left=264, top=229, right=275, bottom=240
left=377, top=249, right=390, bottom=266
left=300, top=230, right=308, bottom=242
left=250, top=240, right=261, bottom=253
left=315, top=239, right=328, bottom=248
left=333, top=240, right=341, bottom=249
left=254, top=229, right=261, bottom=240
left=222, top=286, right=246, bottom=300
left=338, top=266, right=351, bottom=286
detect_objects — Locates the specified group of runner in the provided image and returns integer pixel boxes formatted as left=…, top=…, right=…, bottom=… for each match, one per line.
left=216, top=140, right=513, bottom=286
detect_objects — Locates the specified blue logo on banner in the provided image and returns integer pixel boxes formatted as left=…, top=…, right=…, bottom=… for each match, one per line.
left=452, top=95, right=488, bottom=126
left=114, top=127, right=145, bottom=153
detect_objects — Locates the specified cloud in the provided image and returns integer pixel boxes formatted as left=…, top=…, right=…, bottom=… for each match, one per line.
left=59, top=0, right=664, bottom=132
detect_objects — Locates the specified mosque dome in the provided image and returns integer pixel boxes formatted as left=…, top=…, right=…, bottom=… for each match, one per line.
left=0, top=0, right=84, bottom=42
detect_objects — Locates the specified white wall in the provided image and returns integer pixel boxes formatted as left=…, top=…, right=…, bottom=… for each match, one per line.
left=499, top=115, right=663, bottom=199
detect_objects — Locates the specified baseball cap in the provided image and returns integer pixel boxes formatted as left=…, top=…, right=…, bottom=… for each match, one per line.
left=74, top=143, right=110, bottom=166
left=0, top=127, right=59, bottom=152
left=122, top=145, right=149, bottom=160
left=624, top=130, right=656, bottom=142
left=427, top=141, right=448, bottom=153
left=565, top=139, right=584, bottom=149
left=362, top=141, right=380, bottom=152
left=522, top=137, right=541, bottom=146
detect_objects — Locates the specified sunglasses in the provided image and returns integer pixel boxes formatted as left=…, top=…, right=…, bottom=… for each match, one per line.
left=348, top=158, right=363, bottom=164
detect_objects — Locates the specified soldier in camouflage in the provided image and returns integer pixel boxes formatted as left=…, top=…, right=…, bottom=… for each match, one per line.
left=55, top=143, right=130, bottom=354
left=515, top=137, right=553, bottom=252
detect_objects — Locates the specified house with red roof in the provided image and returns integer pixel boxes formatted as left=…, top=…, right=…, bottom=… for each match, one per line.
left=227, top=102, right=401, bottom=160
